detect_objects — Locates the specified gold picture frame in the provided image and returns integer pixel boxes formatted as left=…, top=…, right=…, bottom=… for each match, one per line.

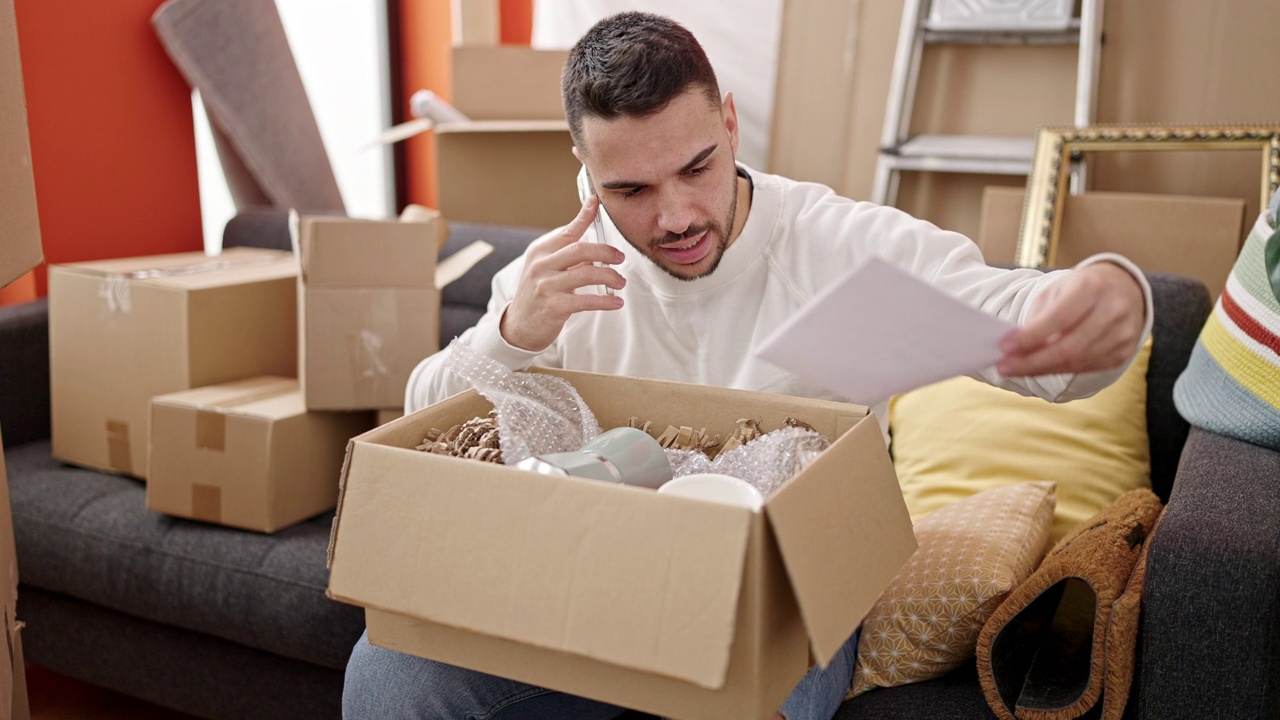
left=1016, top=124, right=1280, bottom=268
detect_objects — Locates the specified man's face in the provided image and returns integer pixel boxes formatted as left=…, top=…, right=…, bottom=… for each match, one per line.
left=577, top=88, right=742, bottom=281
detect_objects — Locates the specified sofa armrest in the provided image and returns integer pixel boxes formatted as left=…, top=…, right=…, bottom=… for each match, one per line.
left=0, top=298, right=51, bottom=447
left=1138, top=427, right=1280, bottom=719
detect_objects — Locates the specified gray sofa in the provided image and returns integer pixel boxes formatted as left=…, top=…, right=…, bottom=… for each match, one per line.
left=2, top=217, right=1276, bottom=719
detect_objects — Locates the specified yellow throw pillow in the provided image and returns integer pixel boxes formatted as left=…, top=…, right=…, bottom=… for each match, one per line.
left=889, top=337, right=1152, bottom=543
left=850, top=481, right=1056, bottom=697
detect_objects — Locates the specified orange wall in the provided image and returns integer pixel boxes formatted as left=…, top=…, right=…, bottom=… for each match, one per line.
left=500, top=0, right=533, bottom=45
left=14, top=0, right=203, bottom=297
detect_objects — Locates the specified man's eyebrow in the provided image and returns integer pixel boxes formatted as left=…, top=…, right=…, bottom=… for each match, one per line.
left=599, top=143, right=719, bottom=190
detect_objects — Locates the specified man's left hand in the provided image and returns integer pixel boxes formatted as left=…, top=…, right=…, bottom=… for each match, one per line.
left=997, top=262, right=1146, bottom=377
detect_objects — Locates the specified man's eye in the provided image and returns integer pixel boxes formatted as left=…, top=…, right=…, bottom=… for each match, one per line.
left=686, top=165, right=708, bottom=177
left=619, top=187, right=645, bottom=199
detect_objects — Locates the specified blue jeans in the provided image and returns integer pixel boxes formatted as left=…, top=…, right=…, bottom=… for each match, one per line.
left=343, top=626, right=860, bottom=720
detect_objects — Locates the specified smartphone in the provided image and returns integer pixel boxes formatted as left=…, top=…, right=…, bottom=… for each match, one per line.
left=577, top=166, right=615, bottom=297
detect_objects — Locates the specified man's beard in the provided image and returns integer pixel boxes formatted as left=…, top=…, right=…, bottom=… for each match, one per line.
left=637, top=176, right=739, bottom=281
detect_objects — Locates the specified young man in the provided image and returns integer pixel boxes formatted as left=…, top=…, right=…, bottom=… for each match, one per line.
left=345, top=11, right=1150, bottom=720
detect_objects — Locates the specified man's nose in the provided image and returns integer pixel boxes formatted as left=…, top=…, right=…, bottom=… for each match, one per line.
left=656, top=188, right=695, bottom=236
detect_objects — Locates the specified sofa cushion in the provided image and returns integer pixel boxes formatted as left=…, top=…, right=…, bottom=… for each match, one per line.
left=850, top=481, right=1055, bottom=698
left=890, top=337, right=1152, bottom=543
left=7, top=441, right=363, bottom=670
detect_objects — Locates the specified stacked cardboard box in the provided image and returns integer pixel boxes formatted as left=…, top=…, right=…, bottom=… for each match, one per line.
left=49, top=248, right=299, bottom=479
left=436, top=47, right=580, bottom=230
left=328, top=368, right=916, bottom=720
left=148, top=377, right=373, bottom=532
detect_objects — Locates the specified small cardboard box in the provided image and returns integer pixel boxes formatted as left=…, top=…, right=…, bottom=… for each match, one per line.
left=0, top=425, right=29, bottom=720
left=148, top=377, right=374, bottom=532
left=298, top=211, right=491, bottom=411
left=436, top=47, right=580, bottom=229
left=977, top=186, right=1247, bottom=299
left=327, top=369, right=916, bottom=720
left=49, top=247, right=298, bottom=478
left=0, top=0, right=43, bottom=290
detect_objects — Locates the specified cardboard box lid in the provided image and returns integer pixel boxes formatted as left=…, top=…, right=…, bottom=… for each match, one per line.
left=451, top=47, right=567, bottom=121
left=300, top=217, right=438, bottom=289
left=0, top=0, right=43, bottom=290
left=53, top=247, right=297, bottom=291
left=151, top=376, right=302, bottom=420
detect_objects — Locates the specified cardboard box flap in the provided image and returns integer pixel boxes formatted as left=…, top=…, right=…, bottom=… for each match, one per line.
left=435, top=240, right=494, bottom=289
left=451, top=47, right=568, bottom=121
left=329, top=421, right=755, bottom=689
left=434, top=119, right=569, bottom=135
left=764, top=416, right=917, bottom=666
left=301, top=217, right=438, bottom=288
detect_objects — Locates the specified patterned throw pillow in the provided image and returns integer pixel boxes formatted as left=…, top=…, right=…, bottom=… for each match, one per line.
left=1173, top=196, right=1280, bottom=449
left=849, top=481, right=1055, bottom=697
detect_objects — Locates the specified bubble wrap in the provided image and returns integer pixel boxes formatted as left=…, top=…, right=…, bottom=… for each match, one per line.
left=668, top=426, right=830, bottom=498
left=444, top=339, right=828, bottom=496
left=444, top=339, right=601, bottom=464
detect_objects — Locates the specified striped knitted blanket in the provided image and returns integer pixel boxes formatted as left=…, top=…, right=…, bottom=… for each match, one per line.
left=1174, top=193, right=1280, bottom=449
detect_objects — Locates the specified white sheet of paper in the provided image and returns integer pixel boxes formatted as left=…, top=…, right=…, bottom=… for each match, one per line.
left=755, top=257, right=1016, bottom=405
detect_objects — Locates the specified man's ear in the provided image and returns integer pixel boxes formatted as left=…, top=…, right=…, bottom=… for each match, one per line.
left=722, top=92, right=740, bottom=157
left=572, top=146, right=583, bottom=163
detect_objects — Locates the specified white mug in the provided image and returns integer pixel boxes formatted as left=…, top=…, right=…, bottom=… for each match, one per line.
left=657, top=473, right=765, bottom=511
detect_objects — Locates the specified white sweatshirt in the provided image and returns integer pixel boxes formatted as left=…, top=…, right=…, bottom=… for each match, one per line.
left=406, top=166, right=1153, bottom=433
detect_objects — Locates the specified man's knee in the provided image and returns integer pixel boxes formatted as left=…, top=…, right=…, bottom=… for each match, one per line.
left=343, top=631, right=453, bottom=719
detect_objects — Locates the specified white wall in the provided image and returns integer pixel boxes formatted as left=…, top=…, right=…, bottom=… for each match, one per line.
left=195, top=0, right=393, bottom=255
left=531, top=0, right=783, bottom=171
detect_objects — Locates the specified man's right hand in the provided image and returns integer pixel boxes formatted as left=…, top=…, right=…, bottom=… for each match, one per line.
left=499, top=197, right=627, bottom=352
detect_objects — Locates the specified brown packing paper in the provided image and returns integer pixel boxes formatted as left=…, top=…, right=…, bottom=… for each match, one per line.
left=977, top=187, right=1246, bottom=299
left=328, top=368, right=916, bottom=720
left=148, top=376, right=374, bottom=533
left=0, top=0, right=43, bottom=291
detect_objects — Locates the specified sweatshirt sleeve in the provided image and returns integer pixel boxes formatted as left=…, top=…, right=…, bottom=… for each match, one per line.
left=793, top=190, right=1152, bottom=404
left=975, top=252, right=1153, bottom=403
left=403, top=248, right=560, bottom=414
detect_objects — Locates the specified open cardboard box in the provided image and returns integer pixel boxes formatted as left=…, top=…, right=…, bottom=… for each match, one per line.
left=297, top=208, right=492, bottom=411
left=436, top=47, right=580, bottom=230
left=327, top=369, right=916, bottom=720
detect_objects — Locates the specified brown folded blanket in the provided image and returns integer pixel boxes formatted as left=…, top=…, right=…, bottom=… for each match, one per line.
left=976, top=488, right=1163, bottom=720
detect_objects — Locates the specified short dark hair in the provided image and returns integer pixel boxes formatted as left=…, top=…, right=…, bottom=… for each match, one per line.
left=562, top=12, right=721, bottom=150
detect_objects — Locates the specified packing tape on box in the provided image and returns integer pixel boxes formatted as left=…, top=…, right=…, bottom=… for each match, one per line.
left=189, top=380, right=298, bottom=454
left=106, top=419, right=132, bottom=474
left=191, top=484, right=222, bottom=524
left=353, top=290, right=395, bottom=398
left=98, top=255, right=290, bottom=314
left=195, top=409, right=226, bottom=451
